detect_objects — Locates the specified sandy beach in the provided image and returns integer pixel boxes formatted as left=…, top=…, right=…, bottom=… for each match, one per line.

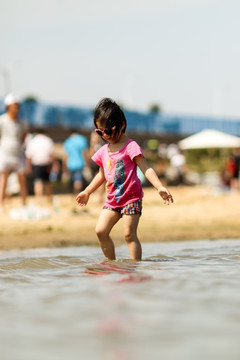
left=0, top=185, right=239, bottom=251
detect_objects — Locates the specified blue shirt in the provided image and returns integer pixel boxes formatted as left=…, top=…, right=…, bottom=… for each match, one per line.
left=64, top=134, right=88, bottom=171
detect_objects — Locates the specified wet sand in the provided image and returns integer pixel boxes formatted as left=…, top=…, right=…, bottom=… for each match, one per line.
left=0, top=186, right=239, bottom=251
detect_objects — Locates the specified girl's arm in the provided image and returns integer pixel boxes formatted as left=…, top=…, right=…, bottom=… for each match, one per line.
left=134, top=155, right=173, bottom=204
left=76, top=167, right=105, bottom=206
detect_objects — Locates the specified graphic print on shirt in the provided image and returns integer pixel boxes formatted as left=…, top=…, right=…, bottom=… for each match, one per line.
left=114, top=159, right=125, bottom=203
left=106, top=158, right=115, bottom=200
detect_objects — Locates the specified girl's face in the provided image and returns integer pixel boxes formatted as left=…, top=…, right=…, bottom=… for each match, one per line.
left=95, top=120, right=124, bottom=143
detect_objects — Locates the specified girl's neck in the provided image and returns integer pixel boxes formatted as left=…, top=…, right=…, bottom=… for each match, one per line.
left=108, top=134, right=129, bottom=153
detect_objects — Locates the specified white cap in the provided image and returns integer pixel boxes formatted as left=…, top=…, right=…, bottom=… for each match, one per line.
left=4, top=93, right=20, bottom=106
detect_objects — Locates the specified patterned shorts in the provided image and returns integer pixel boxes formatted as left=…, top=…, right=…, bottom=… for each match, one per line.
left=103, top=199, right=142, bottom=217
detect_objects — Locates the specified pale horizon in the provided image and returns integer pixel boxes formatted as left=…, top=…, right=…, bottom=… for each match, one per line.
left=1, top=0, right=240, bottom=118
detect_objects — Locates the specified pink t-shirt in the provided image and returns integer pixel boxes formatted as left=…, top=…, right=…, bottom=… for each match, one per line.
left=92, top=139, right=144, bottom=208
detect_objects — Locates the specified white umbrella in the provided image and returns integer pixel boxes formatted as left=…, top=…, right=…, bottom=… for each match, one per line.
left=178, top=129, right=240, bottom=150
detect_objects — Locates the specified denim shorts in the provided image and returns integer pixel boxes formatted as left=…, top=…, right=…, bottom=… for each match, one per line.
left=69, top=169, right=84, bottom=183
left=103, top=199, right=142, bottom=217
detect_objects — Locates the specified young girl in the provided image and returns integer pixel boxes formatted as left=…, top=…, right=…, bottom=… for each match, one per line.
left=76, top=98, right=173, bottom=260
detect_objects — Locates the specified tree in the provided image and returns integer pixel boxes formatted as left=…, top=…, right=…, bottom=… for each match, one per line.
left=148, top=103, right=162, bottom=114
left=23, top=95, right=38, bottom=104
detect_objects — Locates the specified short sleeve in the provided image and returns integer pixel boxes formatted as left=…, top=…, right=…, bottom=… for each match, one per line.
left=127, top=141, right=144, bottom=161
left=25, top=142, right=32, bottom=158
left=91, top=144, right=107, bottom=168
left=48, top=138, right=54, bottom=152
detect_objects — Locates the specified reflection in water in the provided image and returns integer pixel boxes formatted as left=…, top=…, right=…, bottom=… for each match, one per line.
left=0, top=240, right=240, bottom=360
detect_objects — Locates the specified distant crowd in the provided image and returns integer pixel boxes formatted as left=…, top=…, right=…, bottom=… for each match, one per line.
left=0, top=94, right=108, bottom=213
left=0, top=94, right=239, bottom=213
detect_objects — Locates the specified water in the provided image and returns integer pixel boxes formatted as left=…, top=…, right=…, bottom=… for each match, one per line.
left=0, top=239, right=240, bottom=360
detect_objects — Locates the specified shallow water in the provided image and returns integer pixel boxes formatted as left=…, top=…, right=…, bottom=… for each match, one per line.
left=0, top=239, right=240, bottom=360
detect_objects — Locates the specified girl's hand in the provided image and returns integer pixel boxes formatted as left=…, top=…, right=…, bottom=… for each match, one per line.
left=76, top=191, right=89, bottom=206
left=158, top=186, right=173, bottom=205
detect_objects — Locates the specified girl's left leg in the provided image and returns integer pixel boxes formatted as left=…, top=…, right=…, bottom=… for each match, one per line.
left=122, top=214, right=142, bottom=260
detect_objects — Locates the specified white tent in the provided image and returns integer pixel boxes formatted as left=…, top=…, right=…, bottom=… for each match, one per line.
left=178, top=129, right=240, bottom=150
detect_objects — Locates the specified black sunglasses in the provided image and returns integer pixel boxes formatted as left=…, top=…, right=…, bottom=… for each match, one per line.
left=95, top=126, right=116, bottom=137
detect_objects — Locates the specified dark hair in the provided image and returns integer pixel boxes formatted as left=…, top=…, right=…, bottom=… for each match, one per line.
left=93, top=98, right=127, bottom=139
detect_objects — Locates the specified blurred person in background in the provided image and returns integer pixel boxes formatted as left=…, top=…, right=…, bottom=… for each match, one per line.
left=0, top=94, right=28, bottom=212
left=49, top=158, right=63, bottom=183
left=63, top=129, right=89, bottom=213
left=224, top=149, right=240, bottom=192
left=169, top=149, right=187, bottom=185
left=231, top=148, right=240, bottom=191
left=25, top=128, right=54, bottom=205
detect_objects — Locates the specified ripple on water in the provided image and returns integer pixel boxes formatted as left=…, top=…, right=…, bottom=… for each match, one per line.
left=0, top=240, right=240, bottom=360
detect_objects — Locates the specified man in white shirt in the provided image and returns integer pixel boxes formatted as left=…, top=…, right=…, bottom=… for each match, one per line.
left=25, top=128, right=54, bottom=204
left=170, top=150, right=186, bottom=185
left=0, top=94, right=28, bottom=212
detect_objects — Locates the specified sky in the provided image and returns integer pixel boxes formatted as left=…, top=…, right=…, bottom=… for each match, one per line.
left=1, top=0, right=240, bottom=118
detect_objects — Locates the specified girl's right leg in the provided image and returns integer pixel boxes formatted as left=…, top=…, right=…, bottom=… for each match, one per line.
left=95, top=209, right=121, bottom=260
